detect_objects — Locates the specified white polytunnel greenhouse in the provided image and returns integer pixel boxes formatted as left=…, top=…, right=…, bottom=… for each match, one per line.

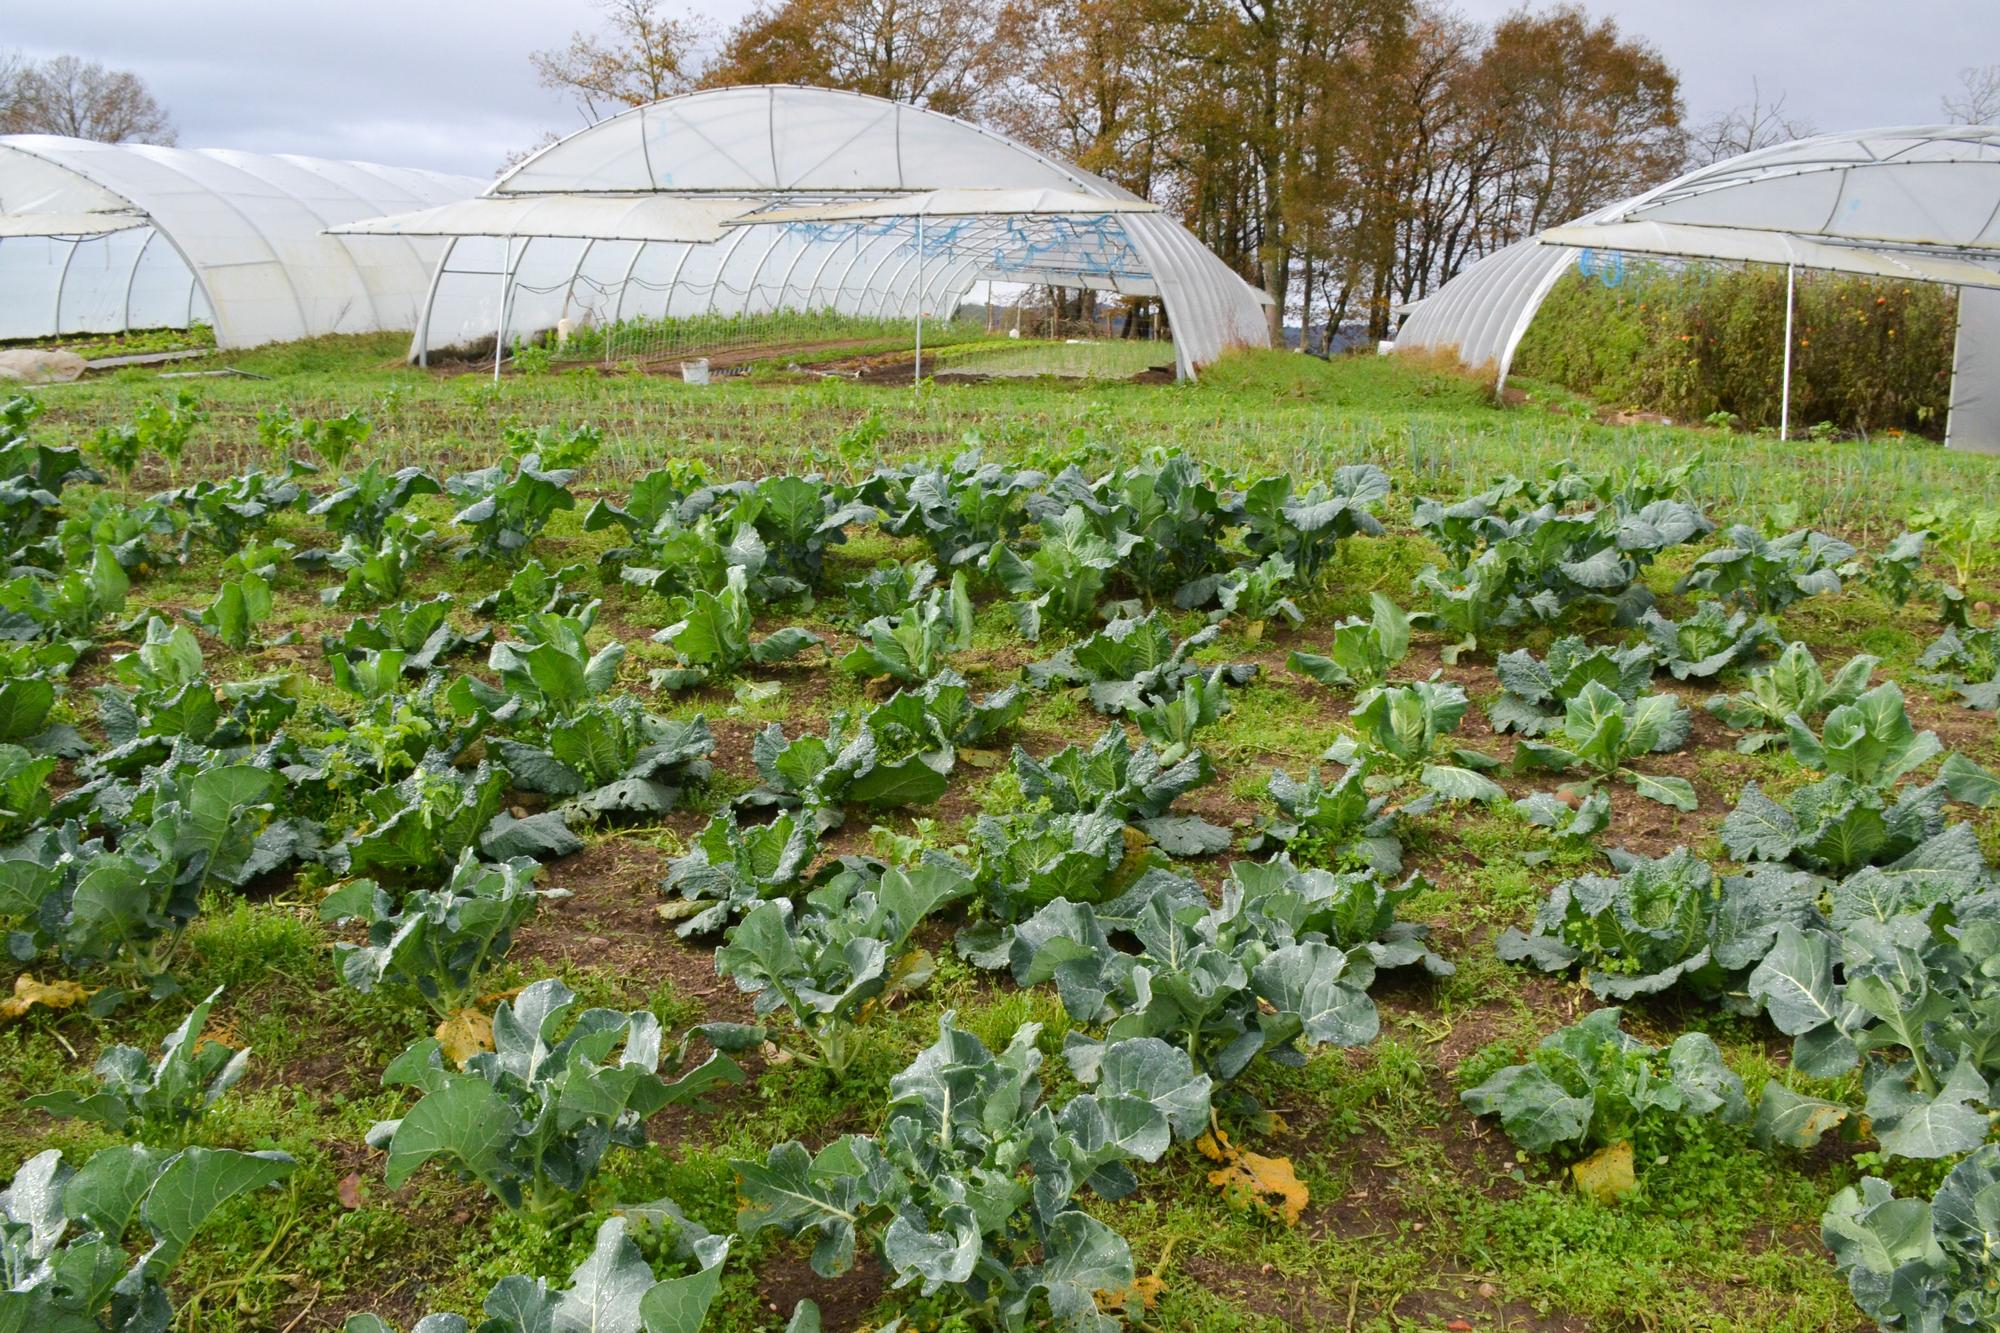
left=1395, top=126, right=2000, bottom=454
left=331, top=85, right=1273, bottom=380
left=0, top=134, right=483, bottom=349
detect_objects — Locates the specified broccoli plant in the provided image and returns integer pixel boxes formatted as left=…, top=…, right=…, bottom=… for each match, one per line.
left=0, top=1143, right=295, bottom=1332
left=1329, top=679, right=1505, bottom=805
left=1706, top=641, right=1879, bottom=751
left=1513, top=787, right=1613, bottom=861
left=1910, top=499, right=2000, bottom=590
left=1007, top=725, right=1231, bottom=856
left=1487, top=636, right=1655, bottom=737
left=261, top=407, right=373, bottom=471
left=446, top=456, right=576, bottom=559
left=1026, top=612, right=1256, bottom=715
left=1197, top=554, right=1302, bottom=637
left=1412, top=547, right=1516, bottom=664
left=998, top=865, right=1411, bottom=1109
left=486, top=605, right=624, bottom=722
left=307, top=462, right=440, bottom=543
left=1133, top=671, right=1232, bottom=760
left=316, top=515, right=431, bottom=608
left=1748, top=912, right=2000, bottom=1161
left=497, top=702, right=714, bottom=821
left=24, top=987, right=249, bottom=1146
left=1675, top=525, right=1855, bottom=613
left=341, top=1215, right=732, bottom=1333
left=327, top=594, right=485, bottom=674
left=659, top=808, right=824, bottom=938
left=321, top=851, right=569, bottom=1026
left=1495, top=849, right=1819, bottom=1004
left=161, top=468, right=306, bottom=560
left=714, top=860, right=974, bottom=1080
left=1460, top=1007, right=1748, bottom=1198
left=1287, top=592, right=1411, bottom=691
left=1513, top=680, right=1697, bottom=810
left=735, top=1015, right=1208, bottom=1332
left=1918, top=623, right=2000, bottom=712
left=837, top=571, right=973, bottom=685
left=191, top=571, right=276, bottom=651
left=1230, top=466, right=1390, bottom=580
left=986, top=504, right=1128, bottom=639
left=650, top=566, right=820, bottom=690
left=1820, top=1144, right=2000, bottom=1333
left=1246, top=766, right=1403, bottom=874
left=869, top=452, right=1043, bottom=568
left=471, top=557, right=593, bottom=620
left=1638, top=603, right=1777, bottom=680
left=367, top=977, right=741, bottom=1213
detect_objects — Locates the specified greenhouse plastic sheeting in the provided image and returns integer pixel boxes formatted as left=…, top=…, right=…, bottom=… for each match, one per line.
left=411, top=85, right=1268, bottom=379
left=0, top=136, right=483, bottom=348
left=1394, top=126, right=2000, bottom=453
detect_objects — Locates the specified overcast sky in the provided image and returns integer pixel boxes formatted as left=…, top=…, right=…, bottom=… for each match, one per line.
left=7, top=1, right=1996, bottom=181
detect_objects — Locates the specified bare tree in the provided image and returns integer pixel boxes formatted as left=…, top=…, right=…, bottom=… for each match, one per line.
left=1942, top=65, right=2000, bottom=125
left=532, top=0, right=708, bottom=125
left=1687, top=81, right=1813, bottom=167
left=4, top=53, right=175, bottom=143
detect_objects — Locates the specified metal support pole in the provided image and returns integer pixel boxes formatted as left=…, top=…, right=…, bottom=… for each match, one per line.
left=1780, top=261, right=1795, bottom=442
left=493, top=237, right=514, bottom=384
left=913, top=213, right=925, bottom=385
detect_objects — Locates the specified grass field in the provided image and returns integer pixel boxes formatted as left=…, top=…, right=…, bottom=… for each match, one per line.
left=3, top=337, right=1997, bottom=1333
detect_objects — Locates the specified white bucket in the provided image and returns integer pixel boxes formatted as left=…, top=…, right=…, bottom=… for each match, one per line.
left=681, top=358, right=710, bottom=386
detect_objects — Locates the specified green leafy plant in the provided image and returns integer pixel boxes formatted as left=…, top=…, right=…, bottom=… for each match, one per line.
left=1007, top=725, right=1231, bottom=856
left=1919, top=623, right=2000, bottom=712
left=1230, top=465, right=1390, bottom=580
left=1246, top=765, right=1403, bottom=874
left=1675, top=525, right=1855, bottom=613
left=838, top=571, right=973, bottom=685
left=1514, top=680, right=1697, bottom=809
left=327, top=594, right=484, bottom=674
left=24, top=987, right=248, bottom=1146
left=1639, top=603, right=1777, bottom=679
left=307, top=462, right=440, bottom=543
left=714, top=860, right=973, bottom=1080
left=192, top=572, right=275, bottom=651
left=1330, top=679, right=1505, bottom=805
left=1487, top=636, right=1656, bottom=737
left=321, top=851, right=569, bottom=1023
left=0, top=1142, right=294, bottom=1331
left=998, top=866, right=1407, bottom=1104
left=1820, top=1143, right=2000, bottom=1332
left=1748, top=910, right=2000, bottom=1161
left=1027, top=612, right=1255, bottom=715
left=650, top=566, right=819, bottom=690
left=316, top=515, right=430, bottom=608
left=1707, top=641, right=1879, bottom=750
left=659, top=808, right=823, bottom=938
left=987, top=504, right=1127, bottom=639
left=502, top=420, right=602, bottom=470
left=496, top=701, right=714, bottom=821
left=1496, top=849, right=1818, bottom=1004
left=1287, top=592, right=1410, bottom=690
left=1132, top=670, right=1232, bottom=760
left=1910, top=499, right=2000, bottom=590
left=734, top=1014, right=1207, bottom=1332
left=340, top=1214, right=732, bottom=1333
left=1460, top=1007, right=1748, bottom=1195
left=367, top=977, right=741, bottom=1213
left=486, top=604, right=624, bottom=721
left=446, top=456, right=577, bottom=559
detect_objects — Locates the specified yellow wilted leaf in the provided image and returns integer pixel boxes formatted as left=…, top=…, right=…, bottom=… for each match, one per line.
left=1245, top=619, right=1266, bottom=643
left=1096, top=1274, right=1166, bottom=1313
left=1197, top=1127, right=1309, bottom=1226
left=1571, top=1140, right=1637, bottom=1204
left=436, top=1007, right=494, bottom=1066
left=0, top=975, right=94, bottom=1022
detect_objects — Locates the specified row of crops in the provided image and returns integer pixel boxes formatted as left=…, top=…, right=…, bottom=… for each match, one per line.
left=2, top=387, right=1998, bottom=1330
